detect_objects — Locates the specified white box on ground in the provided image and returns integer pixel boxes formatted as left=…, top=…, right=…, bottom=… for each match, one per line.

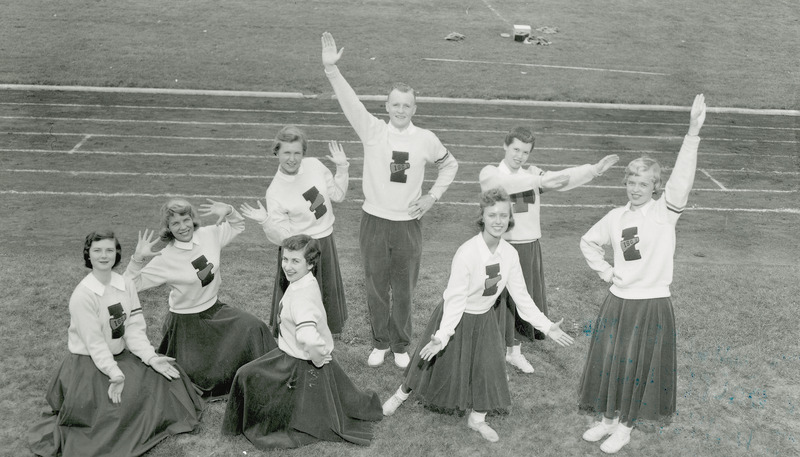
left=513, top=24, right=531, bottom=42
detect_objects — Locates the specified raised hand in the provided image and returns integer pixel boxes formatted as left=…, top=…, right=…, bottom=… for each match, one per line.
left=325, top=141, right=349, bottom=167
left=593, top=154, right=620, bottom=176
left=688, top=94, right=706, bottom=136
left=240, top=201, right=268, bottom=224
left=133, top=229, right=162, bottom=262
left=150, top=356, right=180, bottom=380
left=321, top=32, right=344, bottom=68
left=547, top=318, right=575, bottom=347
left=419, top=335, right=443, bottom=360
left=108, top=375, right=124, bottom=404
left=198, top=198, right=232, bottom=225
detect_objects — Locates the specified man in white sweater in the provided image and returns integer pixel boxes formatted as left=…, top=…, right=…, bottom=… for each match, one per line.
left=321, top=32, right=459, bottom=368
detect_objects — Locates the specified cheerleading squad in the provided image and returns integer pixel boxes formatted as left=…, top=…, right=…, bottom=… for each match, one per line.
left=27, top=32, right=707, bottom=456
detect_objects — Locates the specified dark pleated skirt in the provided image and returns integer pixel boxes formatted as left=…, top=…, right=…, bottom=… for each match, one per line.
left=221, top=348, right=383, bottom=449
left=159, top=300, right=277, bottom=398
left=577, top=293, right=677, bottom=427
left=404, top=300, right=510, bottom=415
left=498, top=240, right=547, bottom=343
left=28, top=351, right=203, bottom=457
left=270, top=234, right=348, bottom=334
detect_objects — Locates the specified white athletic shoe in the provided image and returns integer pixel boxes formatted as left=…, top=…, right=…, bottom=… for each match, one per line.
left=582, top=421, right=619, bottom=442
left=368, top=348, right=389, bottom=367
left=382, top=393, right=406, bottom=416
left=505, top=352, right=535, bottom=373
left=600, top=428, right=631, bottom=454
left=393, top=351, right=410, bottom=368
left=467, top=417, right=499, bottom=442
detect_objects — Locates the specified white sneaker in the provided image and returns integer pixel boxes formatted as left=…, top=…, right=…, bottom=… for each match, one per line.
left=600, top=428, right=631, bottom=454
left=393, top=351, right=410, bottom=368
left=382, top=393, right=406, bottom=416
left=467, top=417, right=499, bottom=442
left=368, top=348, right=388, bottom=367
left=505, top=352, right=534, bottom=373
left=582, top=421, right=619, bottom=442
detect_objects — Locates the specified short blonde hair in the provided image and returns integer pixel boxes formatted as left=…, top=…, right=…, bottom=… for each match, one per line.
left=623, top=157, right=662, bottom=192
left=159, top=198, right=200, bottom=242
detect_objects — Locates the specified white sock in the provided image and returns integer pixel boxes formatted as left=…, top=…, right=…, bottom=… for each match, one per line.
left=602, top=416, right=619, bottom=426
left=615, top=423, right=633, bottom=436
left=469, top=411, right=487, bottom=423
left=394, top=386, right=410, bottom=400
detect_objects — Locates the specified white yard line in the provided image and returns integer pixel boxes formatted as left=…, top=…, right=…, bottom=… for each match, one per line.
left=422, top=57, right=669, bottom=76
left=68, top=134, right=92, bottom=154
left=700, top=169, right=728, bottom=190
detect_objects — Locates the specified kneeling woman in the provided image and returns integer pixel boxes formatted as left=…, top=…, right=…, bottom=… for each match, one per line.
left=28, top=230, right=203, bottom=457
left=381, top=188, right=574, bottom=443
left=222, top=234, right=383, bottom=450
left=126, top=198, right=276, bottom=397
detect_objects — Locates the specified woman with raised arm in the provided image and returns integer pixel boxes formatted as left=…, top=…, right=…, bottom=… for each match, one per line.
left=381, top=188, right=574, bottom=443
left=28, top=230, right=202, bottom=457
left=577, top=95, right=706, bottom=454
left=125, top=198, right=276, bottom=398
left=240, top=126, right=350, bottom=335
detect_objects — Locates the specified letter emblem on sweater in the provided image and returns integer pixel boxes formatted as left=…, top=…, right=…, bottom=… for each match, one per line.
left=302, top=186, right=327, bottom=219
left=620, top=227, right=642, bottom=261
left=107, top=303, right=127, bottom=339
left=483, top=263, right=502, bottom=296
left=390, top=151, right=411, bottom=183
left=509, top=189, right=536, bottom=213
left=191, top=255, right=215, bottom=287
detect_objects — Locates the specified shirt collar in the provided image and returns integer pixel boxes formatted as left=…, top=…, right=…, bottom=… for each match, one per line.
left=623, top=197, right=657, bottom=216
left=82, top=272, right=126, bottom=296
left=475, top=233, right=503, bottom=261
left=287, top=271, right=317, bottom=291
left=497, top=160, right=516, bottom=175
left=173, top=233, right=200, bottom=250
left=387, top=121, right=417, bottom=135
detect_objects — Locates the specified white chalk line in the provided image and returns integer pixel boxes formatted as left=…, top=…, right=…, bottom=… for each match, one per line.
left=1, top=189, right=797, bottom=215
left=3, top=102, right=798, bottom=131
left=4, top=168, right=797, bottom=191
left=2, top=119, right=797, bottom=144
left=423, top=58, right=669, bottom=76
left=700, top=169, right=728, bottom=190
left=4, top=84, right=798, bottom=116
left=479, top=0, right=511, bottom=25
left=69, top=134, right=91, bottom=154
left=3, top=148, right=797, bottom=174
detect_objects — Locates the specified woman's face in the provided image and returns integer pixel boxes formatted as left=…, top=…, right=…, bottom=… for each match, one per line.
left=89, top=238, right=117, bottom=272
left=276, top=141, right=304, bottom=176
left=482, top=201, right=512, bottom=238
left=625, top=171, right=656, bottom=209
left=282, top=248, right=311, bottom=283
left=168, top=213, right=195, bottom=242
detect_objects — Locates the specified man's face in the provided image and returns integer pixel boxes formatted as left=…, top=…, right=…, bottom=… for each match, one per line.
left=502, top=138, right=533, bottom=171
left=385, top=89, right=417, bottom=130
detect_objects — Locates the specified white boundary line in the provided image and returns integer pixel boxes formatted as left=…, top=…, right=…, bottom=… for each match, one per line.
left=479, top=0, right=511, bottom=25
left=423, top=57, right=669, bottom=76
left=2, top=84, right=798, bottom=116
left=4, top=168, right=797, bottom=191
left=700, top=169, right=728, bottom=190
left=1, top=190, right=797, bottom=214
left=3, top=102, right=799, bottom=131
left=69, top=134, right=91, bottom=154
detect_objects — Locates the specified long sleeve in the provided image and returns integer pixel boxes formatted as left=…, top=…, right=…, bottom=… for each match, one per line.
left=326, top=163, right=349, bottom=203
left=261, top=194, right=292, bottom=245
left=325, top=66, right=384, bottom=143
left=295, top=324, right=331, bottom=365
left=68, top=287, right=124, bottom=380
left=479, top=165, right=540, bottom=194
left=580, top=215, right=615, bottom=282
left=123, top=258, right=166, bottom=293
left=120, top=280, right=158, bottom=365
left=218, top=207, right=245, bottom=247
left=663, top=134, right=701, bottom=222
left=542, top=163, right=599, bottom=193
left=428, top=150, right=459, bottom=201
left=432, top=252, right=471, bottom=349
left=505, top=260, right=554, bottom=333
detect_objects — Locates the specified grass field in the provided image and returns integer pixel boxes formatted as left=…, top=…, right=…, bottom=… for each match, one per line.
left=1, top=89, right=798, bottom=456
left=1, top=0, right=799, bottom=456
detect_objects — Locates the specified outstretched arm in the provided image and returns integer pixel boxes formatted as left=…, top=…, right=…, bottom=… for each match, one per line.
left=664, top=94, right=705, bottom=221
left=325, top=140, right=350, bottom=202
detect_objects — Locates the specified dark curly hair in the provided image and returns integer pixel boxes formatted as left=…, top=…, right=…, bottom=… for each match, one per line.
left=476, top=188, right=515, bottom=233
left=281, top=234, right=320, bottom=271
left=83, top=230, right=122, bottom=269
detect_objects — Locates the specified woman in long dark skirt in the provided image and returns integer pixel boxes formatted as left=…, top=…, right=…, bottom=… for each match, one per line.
left=381, top=188, right=574, bottom=443
left=577, top=95, right=706, bottom=454
left=28, top=230, right=203, bottom=457
left=222, top=234, right=382, bottom=450
left=126, top=198, right=276, bottom=397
